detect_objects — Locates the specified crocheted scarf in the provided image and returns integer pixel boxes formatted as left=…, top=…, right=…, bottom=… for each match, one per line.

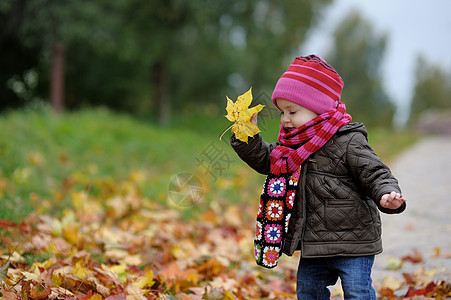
left=254, top=102, right=352, bottom=268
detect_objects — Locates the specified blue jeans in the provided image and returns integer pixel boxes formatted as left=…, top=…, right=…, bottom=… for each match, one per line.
left=296, top=256, right=376, bottom=300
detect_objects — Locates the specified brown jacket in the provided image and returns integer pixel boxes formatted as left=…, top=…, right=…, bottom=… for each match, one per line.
left=231, top=122, right=406, bottom=258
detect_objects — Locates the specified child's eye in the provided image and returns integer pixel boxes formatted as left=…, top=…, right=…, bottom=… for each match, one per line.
left=289, top=111, right=296, bottom=115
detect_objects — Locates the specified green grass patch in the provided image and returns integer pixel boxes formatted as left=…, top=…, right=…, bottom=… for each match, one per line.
left=367, top=127, right=420, bottom=163
left=22, top=251, right=51, bottom=267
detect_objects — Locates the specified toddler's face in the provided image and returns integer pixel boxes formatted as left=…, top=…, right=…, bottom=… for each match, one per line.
left=276, top=99, right=319, bottom=131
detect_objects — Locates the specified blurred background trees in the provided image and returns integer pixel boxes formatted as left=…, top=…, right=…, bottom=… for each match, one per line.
left=1, top=0, right=450, bottom=127
left=410, top=55, right=451, bottom=121
left=0, top=0, right=331, bottom=125
left=326, top=10, right=394, bottom=126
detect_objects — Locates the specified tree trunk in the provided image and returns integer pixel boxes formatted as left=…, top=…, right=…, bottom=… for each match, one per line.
left=153, top=61, right=170, bottom=126
left=50, top=42, right=64, bottom=113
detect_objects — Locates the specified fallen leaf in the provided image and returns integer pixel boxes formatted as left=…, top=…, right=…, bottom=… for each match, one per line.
left=405, top=281, right=436, bottom=297
left=223, top=290, right=237, bottom=300
left=79, top=290, right=94, bottom=300
left=89, top=293, right=104, bottom=300
left=133, top=269, right=155, bottom=289
left=385, top=257, right=403, bottom=270
left=402, top=272, right=416, bottom=284
left=435, top=281, right=451, bottom=298
left=107, top=196, right=129, bottom=219
left=401, top=249, right=423, bottom=263
left=0, top=289, right=17, bottom=300
left=27, top=282, right=51, bottom=300
left=73, top=260, right=89, bottom=279
left=107, top=264, right=128, bottom=283
left=32, top=258, right=55, bottom=270
left=378, top=287, right=396, bottom=298
left=62, top=223, right=79, bottom=246
left=381, top=276, right=403, bottom=291
left=431, top=247, right=441, bottom=257
left=0, top=260, right=10, bottom=281
left=105, top=296, right=127, bottom=300
left=122, top=254, right=143, bottom=266
left=93, top=266, right=122, bottom=287
left=202, top=287, right=230, bottom=300
left=125, top=284, right=146, bottom=300
left=21, top=267, right=41, bottom=281
left=0, top=251, right=24, bottom=264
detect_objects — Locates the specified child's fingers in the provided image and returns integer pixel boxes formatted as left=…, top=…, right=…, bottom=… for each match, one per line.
left=397, top=196, right=406, bottom=203
left=380, top=194, right=390, bottom=207
left=251, top=113, right=258, bottom=125
left=393, top=192, right=406, bottom=202
left=389, top=191, right=398, bottom=200
left=381, top=192, right=405, bottom=209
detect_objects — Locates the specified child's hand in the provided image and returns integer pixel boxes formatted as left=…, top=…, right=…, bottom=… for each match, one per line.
left=251, top=113, right=258, bottom=125
left=380, top=191, right=406, bottom=209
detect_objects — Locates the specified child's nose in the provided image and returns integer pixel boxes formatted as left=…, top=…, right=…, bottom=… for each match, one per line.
left=281, top=114, right=290, bottom=124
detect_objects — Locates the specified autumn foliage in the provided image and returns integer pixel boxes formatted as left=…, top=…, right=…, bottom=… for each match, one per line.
left=0, top=171, right=299, bottom=299
left=0, top=171, right=450, bottom=299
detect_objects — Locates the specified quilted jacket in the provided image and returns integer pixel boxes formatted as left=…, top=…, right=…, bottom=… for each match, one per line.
left=231, top=122, right=406, bottom=258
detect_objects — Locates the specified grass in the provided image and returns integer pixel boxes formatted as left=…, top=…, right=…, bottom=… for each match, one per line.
left=367, top=127, right=420, bottom=163
left=0, top=105, right=419, bottom=222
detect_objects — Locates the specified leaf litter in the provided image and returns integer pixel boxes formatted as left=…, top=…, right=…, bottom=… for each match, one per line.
left=0, top=175, right=450, bottom=299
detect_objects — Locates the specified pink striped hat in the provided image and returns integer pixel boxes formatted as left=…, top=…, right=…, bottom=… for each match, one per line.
left=272, top=55, right=344, bottom=114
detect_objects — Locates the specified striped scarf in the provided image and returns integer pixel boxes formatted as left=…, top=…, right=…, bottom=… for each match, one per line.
left=270, top=101, right=352, bottom=176
left=253, top=102, right=351, bottom=268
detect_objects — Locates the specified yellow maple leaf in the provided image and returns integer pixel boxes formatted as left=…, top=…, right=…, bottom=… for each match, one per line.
left=133, top=269, right=155, bottom=289
left=220, top=87, right=264, bottom=143
left=108, top=264, right=128, bottom=283
left=62, top=223, right=79, bottom=245
left=87, top=293, right=103, bottom=300
left=32, top=258, right=55, bottom=270
left=73, top=260, right=89, bottom=279
left=223, top=290, right=237, bottom=300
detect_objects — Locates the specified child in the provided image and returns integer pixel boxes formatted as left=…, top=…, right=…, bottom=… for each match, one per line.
left=230, top=55, right=406, bottom=299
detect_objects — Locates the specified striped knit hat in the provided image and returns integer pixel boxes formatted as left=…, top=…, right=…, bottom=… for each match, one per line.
left=272, top=55, right=344, bottom=114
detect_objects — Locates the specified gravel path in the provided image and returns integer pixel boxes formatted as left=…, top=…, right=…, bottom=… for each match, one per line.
left=372, top=135, right=451, bottom=282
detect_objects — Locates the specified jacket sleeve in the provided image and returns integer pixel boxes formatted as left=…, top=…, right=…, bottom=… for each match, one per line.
left=230, top=133, right=278, bottom=175
left=346, top=132, right=406, bottom=214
